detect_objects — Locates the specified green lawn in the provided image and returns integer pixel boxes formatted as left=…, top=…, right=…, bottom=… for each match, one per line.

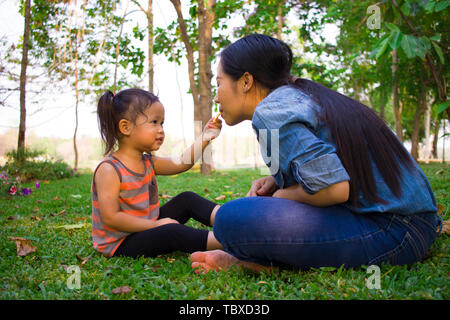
left=0, top=163, right=448, bottom=300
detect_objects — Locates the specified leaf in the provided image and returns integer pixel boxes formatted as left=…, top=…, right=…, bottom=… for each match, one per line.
left=54, top=223, right=86, bottom=230
left=215, top=195, right=226, bottom=201
left=432, top=41, right=445, bottom=64
left=425, top=0, right=436, bottom=12
left=375, top=35, right=392, bottom=59
left=437, top=204, right=444, bottom=216
left=389, top=31, right=403, bottom=50
left=401, top=0, right=412, bottom=15
left=76, top=254, right=89, bottom=267
left=70, top=194, right=82, bottom=199
left=434, top=0, right=450, bottom=12
left=441, top=220, right=450, bottom=235
left=436, top=102, right=450, bottom=114
left=9, top=236, right=37, bottom=257
left=111, top=286, right=132, bottom=295
left=385, top=22, right=400, bottom=33
left=401, top=34, right=426, bottom=59
left=430, top=34, right=441, bottom=41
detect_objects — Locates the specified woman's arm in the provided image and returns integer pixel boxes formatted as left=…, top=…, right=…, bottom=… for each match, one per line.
left=95, top=163, right=178, bottom=232
left=153, top=117, right=222, bottom=175
left=272, top=181, right=350, bottom=207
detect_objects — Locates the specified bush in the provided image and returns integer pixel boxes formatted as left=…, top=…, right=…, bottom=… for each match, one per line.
left=0, top=147, right=76, bottom=182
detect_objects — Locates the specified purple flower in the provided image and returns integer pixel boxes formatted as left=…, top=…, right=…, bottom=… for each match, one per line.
left=22, top=188, right=32, bottom=196
left=35, top=181, right=40, bottom=189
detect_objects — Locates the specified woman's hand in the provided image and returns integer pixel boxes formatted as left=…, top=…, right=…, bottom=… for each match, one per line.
left=202, top=116, right=223, bottom=142
left=246, top=175, right=279, bottom=197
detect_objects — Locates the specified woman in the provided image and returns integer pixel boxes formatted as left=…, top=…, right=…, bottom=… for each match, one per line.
left=190, top=34, right=443, bottom=273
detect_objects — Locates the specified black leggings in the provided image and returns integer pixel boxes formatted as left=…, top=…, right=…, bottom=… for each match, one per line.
left=113, top=191, right=217, bottom=258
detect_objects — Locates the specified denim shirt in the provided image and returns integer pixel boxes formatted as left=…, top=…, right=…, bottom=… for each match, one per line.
left=252, top=85, right=437, bottom=215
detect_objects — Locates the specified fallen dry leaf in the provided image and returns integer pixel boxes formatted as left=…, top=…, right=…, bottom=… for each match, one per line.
left=151, top=265, right=160, bottom=272
left=76, top=254, right=90, bottom=267
left=53, top=196, right=60, bottom=201
left=160, top=194, right=174, bottom=199
left=111, top=286, right=132, bottom=295
left=215, top=195, right=226, bottom=201
left=7, top=216, right=16, bottom=220
left=33, top=206, right=39, bottom=213
left=437, top=204, right=444, bottom=216
left=30, top=215, right=41, bottom=221
left=441, top=220, right=450, bottom=235
left=58, top=209, right=66, bottom=215
left=9, top=236, right=37, bottom=257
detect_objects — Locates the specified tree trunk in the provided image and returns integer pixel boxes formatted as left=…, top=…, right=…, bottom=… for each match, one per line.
left=379, top=88, right=387, bottom=121
left=432, top=117, right=440, bottom=159
left=74, top=49, right=79, bottom=171
left=170, top=0, right=200, bottom=109
left=410, top=84, right=426, bottom=161
left=392, top=49, right=403, bottom=142
left=197, top=0, right=215, bottom=175
left=423, top=95, right=432, bottom=163
left=113, top=0, right=129, bottom=93
left=147, top=0, right=153, bottom=92
left=17, top=0, right=31, bottom=153
left=276, top=1, right=283, bottom=40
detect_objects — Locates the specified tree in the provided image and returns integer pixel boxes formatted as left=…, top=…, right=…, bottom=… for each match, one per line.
left=132, top=0, right=154, bottom=92
left=155, top=0, right=244, bottom=174
left=17, top=0, right=31, bottom=156
left=293, top=0, right=448, bottom=160
left=28, top=0, right=145, bottom=169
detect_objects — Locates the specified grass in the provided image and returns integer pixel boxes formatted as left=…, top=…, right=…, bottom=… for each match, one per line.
left=0, top=163, right=448, bottom=300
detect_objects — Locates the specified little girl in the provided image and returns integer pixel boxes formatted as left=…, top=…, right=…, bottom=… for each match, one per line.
left=91, top=88, right=223, bottom=258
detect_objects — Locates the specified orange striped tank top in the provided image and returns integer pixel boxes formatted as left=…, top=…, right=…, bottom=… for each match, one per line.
left=91, top=153, right=160, bottom=257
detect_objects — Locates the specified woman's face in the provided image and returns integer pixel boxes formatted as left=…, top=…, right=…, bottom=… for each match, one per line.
left=213, top=61, right=249, bottom=126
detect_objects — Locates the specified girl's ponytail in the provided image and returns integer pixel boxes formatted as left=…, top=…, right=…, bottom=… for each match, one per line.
left=97, top=90, right=118, bottom=156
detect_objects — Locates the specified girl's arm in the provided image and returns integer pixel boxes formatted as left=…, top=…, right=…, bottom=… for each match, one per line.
left=95, top=163, right=178, bottom=232
left=153, top=117, right=222, bottom=175
left=272, top=181, right=350, bottom=207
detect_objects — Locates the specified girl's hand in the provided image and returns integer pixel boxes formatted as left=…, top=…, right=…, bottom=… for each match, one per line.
left=155, top=218, right=179, bottom=227
left=246, top=176, right=279, bottom=197
left=202, top=116, right=222, bottom=142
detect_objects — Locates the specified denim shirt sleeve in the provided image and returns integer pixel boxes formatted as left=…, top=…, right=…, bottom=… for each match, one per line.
left=252, top=86, right=350, bottom=194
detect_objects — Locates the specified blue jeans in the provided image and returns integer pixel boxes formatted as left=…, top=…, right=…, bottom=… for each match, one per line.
left=213, top=197, right=443, bottom=269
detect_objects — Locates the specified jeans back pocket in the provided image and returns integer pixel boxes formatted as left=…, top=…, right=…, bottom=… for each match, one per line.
left=368, top=231, right=422, bottom=266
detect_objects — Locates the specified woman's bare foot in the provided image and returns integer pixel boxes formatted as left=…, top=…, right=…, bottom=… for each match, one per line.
left=190, top=250, right=272, bottom=274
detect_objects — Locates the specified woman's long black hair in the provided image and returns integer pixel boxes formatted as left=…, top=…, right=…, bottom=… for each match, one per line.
left=220, top=34, right=415, bottom=207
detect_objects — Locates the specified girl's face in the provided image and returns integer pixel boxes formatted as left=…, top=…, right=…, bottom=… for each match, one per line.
left=213, top=61, right=249, bottom=126
left=129, top=101, right=165, bottom=152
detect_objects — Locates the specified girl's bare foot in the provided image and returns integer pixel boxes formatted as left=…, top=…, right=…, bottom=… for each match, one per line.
left=190, top=250, right=272, bottom=274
